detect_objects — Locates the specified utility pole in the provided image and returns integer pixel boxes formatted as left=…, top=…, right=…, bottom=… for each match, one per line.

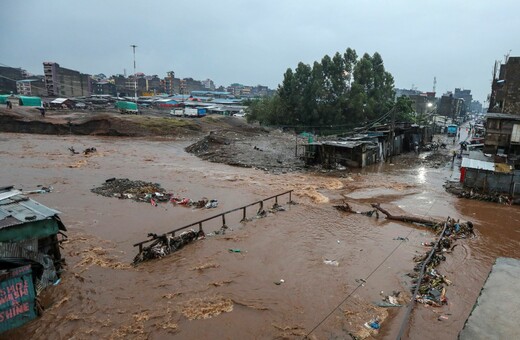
left=389, top=106, right=396, bottom=163
left=130, top=44, right=137, bottom=102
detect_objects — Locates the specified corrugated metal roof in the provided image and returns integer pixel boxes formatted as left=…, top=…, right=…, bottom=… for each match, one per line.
left=323, top=141, right=366, bottom=148
left=461, top=158, right=495, bottom=171
left=0, top=193, right=61, bottom=230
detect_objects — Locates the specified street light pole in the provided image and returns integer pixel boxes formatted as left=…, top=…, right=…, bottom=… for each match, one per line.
left=130, top=44, right=137, bottom=102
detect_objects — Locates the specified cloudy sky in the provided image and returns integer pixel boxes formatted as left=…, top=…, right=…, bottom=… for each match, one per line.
left=2, top=0, right=519, bottom=102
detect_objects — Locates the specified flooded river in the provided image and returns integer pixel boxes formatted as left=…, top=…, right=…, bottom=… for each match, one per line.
left=1, top=133, right=519, bottom=339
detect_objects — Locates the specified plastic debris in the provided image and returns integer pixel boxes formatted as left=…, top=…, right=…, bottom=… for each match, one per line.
left=205, top=199, right=219, bottom=209
left=323, top=259, right=339, bottom=266
left=22, top=186, right=54, bottom=195
left=228, top=248, right=242, bottom=253
left=274, top=279, right=285, bottom=285
left=364, top=319, right=380, bottom=330
left=376, top=291, right=402, bottom=307
left=376, top=302, right=402, bottom=307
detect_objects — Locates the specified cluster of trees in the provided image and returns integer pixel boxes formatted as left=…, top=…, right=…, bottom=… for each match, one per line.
left=248, top=48, right=413, bottom=132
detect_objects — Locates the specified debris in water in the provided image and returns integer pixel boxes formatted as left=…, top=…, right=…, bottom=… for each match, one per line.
left=191, top=262, right=220, bottom=271
left=133, top=229, right=204, bottom=265
left=323, top=259, right=339, bottom=266
left=205, top=199, right=218, bottom=208
left=393, top=236, right=409, bottom=241
left=92, top=178, right=218, bottom=208
left=272, top=323, right=306, bottom=337
left=364, top=319, right=380, bottom=330
left=181, top=295, right=233, bottom=320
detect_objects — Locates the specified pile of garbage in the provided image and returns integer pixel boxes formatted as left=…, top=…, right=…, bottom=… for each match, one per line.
left=410, top=217, right=474, bottom=307
left=444, top=182, right=517, bottom=205
left=91, top=178, right=219, bottom=208
left=410, top=268, right=450, bottom=307
left=133, top=229, right=205, bottom=265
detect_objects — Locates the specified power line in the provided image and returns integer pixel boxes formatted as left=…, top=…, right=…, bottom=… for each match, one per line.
left=280, top=105, right=395, bottom=133
left=305, top=198, right=438, bottom=338
left=305, top=227, right=414, bottom=338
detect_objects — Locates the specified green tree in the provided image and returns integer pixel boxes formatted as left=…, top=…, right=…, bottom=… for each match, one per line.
left=249, top=47, right=397, bottom=133
left=394, top=96, right=415, bottom=122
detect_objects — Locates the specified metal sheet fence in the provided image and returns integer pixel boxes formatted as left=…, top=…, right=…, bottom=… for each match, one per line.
left=464, top=169, right=520, bottom=196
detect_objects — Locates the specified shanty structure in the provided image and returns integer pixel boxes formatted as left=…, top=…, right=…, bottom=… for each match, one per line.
left=0, top=186, right=66, bottom=333
left=460, top=152, right=520, bottom=196
left=302, top=140, right=380, bottom=168
left=50, top=98, right=74, bottom=108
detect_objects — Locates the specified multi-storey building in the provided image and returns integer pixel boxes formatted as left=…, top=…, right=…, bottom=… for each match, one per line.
left=408, top=92, right=437, bottom=116
left=437, top=92, right=463, bottom=121
left=489, top=56, right=520, bottom=114
left=43, top=62, right=91, bottom=97
left=0, top=66, right=26, bottom=94
left=484, top=56, right=520, bottom=158
left=16, top=78, right=47, bottom=96
left=201, top=79, right=215, bottom=91
left=92, top=80, right=117, bottom=96
left=454, top=88, right=472, bottom=114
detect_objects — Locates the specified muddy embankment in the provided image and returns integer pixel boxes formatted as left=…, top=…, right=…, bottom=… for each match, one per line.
left=0, top=108, right=203, bottom=137
left=2, top=107, right=306, bottom=173
left=185, top=126, right=306, bottom=173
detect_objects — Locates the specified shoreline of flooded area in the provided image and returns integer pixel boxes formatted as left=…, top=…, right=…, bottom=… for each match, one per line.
left=1, top=132, right=519, bottom=339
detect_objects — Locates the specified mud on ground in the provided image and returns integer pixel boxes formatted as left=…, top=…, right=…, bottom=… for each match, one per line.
left=185, top=128, right=305, bottom=173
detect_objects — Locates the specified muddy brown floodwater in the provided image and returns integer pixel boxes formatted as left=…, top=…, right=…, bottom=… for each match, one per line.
left=1, top=132, right=519, bottom=340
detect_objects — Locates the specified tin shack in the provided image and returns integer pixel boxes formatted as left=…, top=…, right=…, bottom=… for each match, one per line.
left=0, top=186, right=66, bottom=333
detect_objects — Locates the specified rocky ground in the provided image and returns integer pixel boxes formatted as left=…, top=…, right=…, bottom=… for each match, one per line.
left=185, top=128, right=306, bottom=173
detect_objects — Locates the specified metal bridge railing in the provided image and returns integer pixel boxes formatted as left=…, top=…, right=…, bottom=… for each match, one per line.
left=133, top=190, right=294, bottom=253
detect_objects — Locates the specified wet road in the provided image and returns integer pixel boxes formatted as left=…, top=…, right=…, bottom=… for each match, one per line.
left=1, top=132, right=519, bottom=339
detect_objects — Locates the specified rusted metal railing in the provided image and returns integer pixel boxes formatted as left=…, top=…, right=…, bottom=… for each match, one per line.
left=133, top=190, right=294, bottom=253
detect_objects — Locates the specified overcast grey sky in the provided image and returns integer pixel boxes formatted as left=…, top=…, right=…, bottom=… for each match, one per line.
left=2, top=0, right=519, bottom=102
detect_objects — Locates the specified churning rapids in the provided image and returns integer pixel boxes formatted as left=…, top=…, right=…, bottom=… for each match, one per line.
left=1, top=133, right=519, bottom=339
